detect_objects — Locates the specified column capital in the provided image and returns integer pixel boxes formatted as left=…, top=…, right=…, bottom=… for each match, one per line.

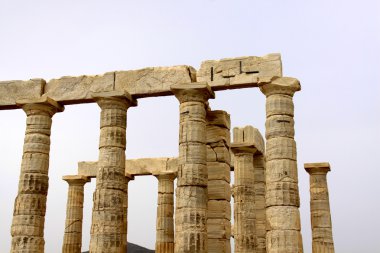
left=91, top=90, right=137, bottom=109
left=17, top=95, right=64, bottom=116
left=153, top=171, right=177, bottom=181
left=62, top=175, right=91, bottom=186
left=231, top=143, right=258, bottom=155
left=259, top=77, right=301, bottom=97
left=171, top=82, right=215, bottom=103
left=304, top=162, right=331, bottom=175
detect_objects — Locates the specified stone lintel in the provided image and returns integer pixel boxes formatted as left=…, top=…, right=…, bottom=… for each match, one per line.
left=62, top=175, right=91, bottom=185
left=16, top=95, right=65, bottom=112
left=171, top=82, right=215, bottom=103
left=0, top=54, right=285, bottom=109
left=78, top=157, right=178, bottom=177
left=0, top=79, right=45, bottom=110
left=304, top=162, right=331, bottom=174
left=230, top=143, right=257, bottom=154
left=197, top=53, right=282, bottom=90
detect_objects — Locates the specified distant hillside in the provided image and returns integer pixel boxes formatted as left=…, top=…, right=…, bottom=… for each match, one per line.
left=83, top=242, right=154, bottom=253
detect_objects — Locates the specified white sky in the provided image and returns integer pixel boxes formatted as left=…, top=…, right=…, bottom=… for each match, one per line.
left=0, top=1, right=379, bottom=252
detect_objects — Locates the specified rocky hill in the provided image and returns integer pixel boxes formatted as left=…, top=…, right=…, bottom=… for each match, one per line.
left=83, top=242, right=154, bottom=253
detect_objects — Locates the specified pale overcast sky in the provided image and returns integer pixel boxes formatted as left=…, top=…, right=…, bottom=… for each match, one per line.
left=0, top=1, right=379, bottom=252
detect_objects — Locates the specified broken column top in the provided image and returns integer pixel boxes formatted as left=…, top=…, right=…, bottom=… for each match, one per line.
left=304, top=162, right=331, bottom=174
left=232, top=126, right=265, bottom=155
left=0, top=53, right=285, bottom=110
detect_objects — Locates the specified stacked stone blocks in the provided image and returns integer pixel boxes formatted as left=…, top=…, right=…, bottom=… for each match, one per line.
left=62, top=175, right=90, bottom=253
left=154, top=172, right=176, bottom=253
left=259, top=77, right=303, bottom=253
left=10, top=96, right=64, bottom=253
left=171, top=83, right=214, bottom=253
left=206, top=110, right=232, bottom=253
left=89, top=91, right=136, bottom=253
left=305, top=163, right=335, bottom=253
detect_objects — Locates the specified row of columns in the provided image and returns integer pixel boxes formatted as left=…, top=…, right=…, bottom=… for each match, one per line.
left=9, top=80, right=335, bottom=253
left=60, top=162, right=335, bottom=253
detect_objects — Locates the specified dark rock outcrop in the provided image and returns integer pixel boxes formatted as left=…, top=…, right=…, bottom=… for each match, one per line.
left=82, top=242, right=154, bottom=253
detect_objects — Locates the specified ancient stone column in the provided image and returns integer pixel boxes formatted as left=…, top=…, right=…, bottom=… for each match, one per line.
left=304, top=163, right=335, bottom=253
left=231, top=126, right=265, bottom=253
left=259, top=77, right=303, bottom=253
left=62, top=175, right=90, bottom=253
left=206, top=110, right=231, bottom=253
left=154, top=172, right=177, bottom=253
left=11, top=96, right=64, bottom=253
left=171, top=82, right=215, bottom=253
left=253, top=153, right=266, bottom=253
left=89, top=91, right=136, bottom=253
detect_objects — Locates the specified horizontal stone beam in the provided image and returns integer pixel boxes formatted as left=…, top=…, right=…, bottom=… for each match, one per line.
left=0, top=54, right=282, bottom=109
left=78, top=157, right=178, bottom=177
left=197, top=53, right=282, bottom=90
left=0, top=79, right=45, bottom=109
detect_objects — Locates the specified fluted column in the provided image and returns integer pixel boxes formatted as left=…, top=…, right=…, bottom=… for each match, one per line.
left=231, top=145, right=256, bottom=253
left=304, top=163, right=334, bottom=253
left=171, top=82, right=215, bottom=253
left=11, top=96, right=64, bottom=253
left=62, top=175, right=90, bottom=253
left=231, top=126, right=265, bottom=253
left=89, top=91, right=136, bottom=253
left=253, top=154, right=266, bottom=253
left=206, top=110, right=231, bottom=253
left=259, top=77, right=303, bottom=253
left=154, top=172, right=177, bottom=253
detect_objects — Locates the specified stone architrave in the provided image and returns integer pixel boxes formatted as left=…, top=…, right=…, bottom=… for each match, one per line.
left=10, top=96, right=64, bottom=253
left=206, top=110, right=231, bottom=253
left=259, top=77, right=303, bottom=253
left=171, top=82, right=215, bottom=253
left=62, top=175, right=91, bottom=253
left=89, top=91, right=136, bottom=253
left=231, top=126, right=265, bottom=253
left=154, top=172, right=177, bottom=253
left=304, top=163, right=335, bottom=253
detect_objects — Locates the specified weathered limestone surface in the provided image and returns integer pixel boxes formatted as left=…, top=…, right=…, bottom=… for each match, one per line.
left=89, top=91, right=136, bottom=253
left=154, top=172, right=177, bottom=253
left=0, top=54, right=283, bottom=109
left=206, top=110, right=231, bottom=253
left=44, top=66, right=196, bottom=103
left=253, top=154, right=266, bottom=253
left=304, top=163, right=335, bottom=253
left=78, top=157, right=178, bottom=177
left=171, top=83, right=214, bottom=253
left=115, top=66, right=197, bottom=97
left=62, top=175, right=90, bottom=253
left=231, top=126, right=265, bottom=253
left=197, top=54, right=282, bottom=90
left=259, top=77, right=303, bottom=253
left=11, top=96, right=64, bottom=253
left=45, top=73, right=115, bottom=104
left=0, top=79, right=45, bottom=109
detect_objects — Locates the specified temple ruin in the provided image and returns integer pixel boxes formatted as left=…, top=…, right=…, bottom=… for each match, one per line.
left=1, top=53, right=335, bottom=253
